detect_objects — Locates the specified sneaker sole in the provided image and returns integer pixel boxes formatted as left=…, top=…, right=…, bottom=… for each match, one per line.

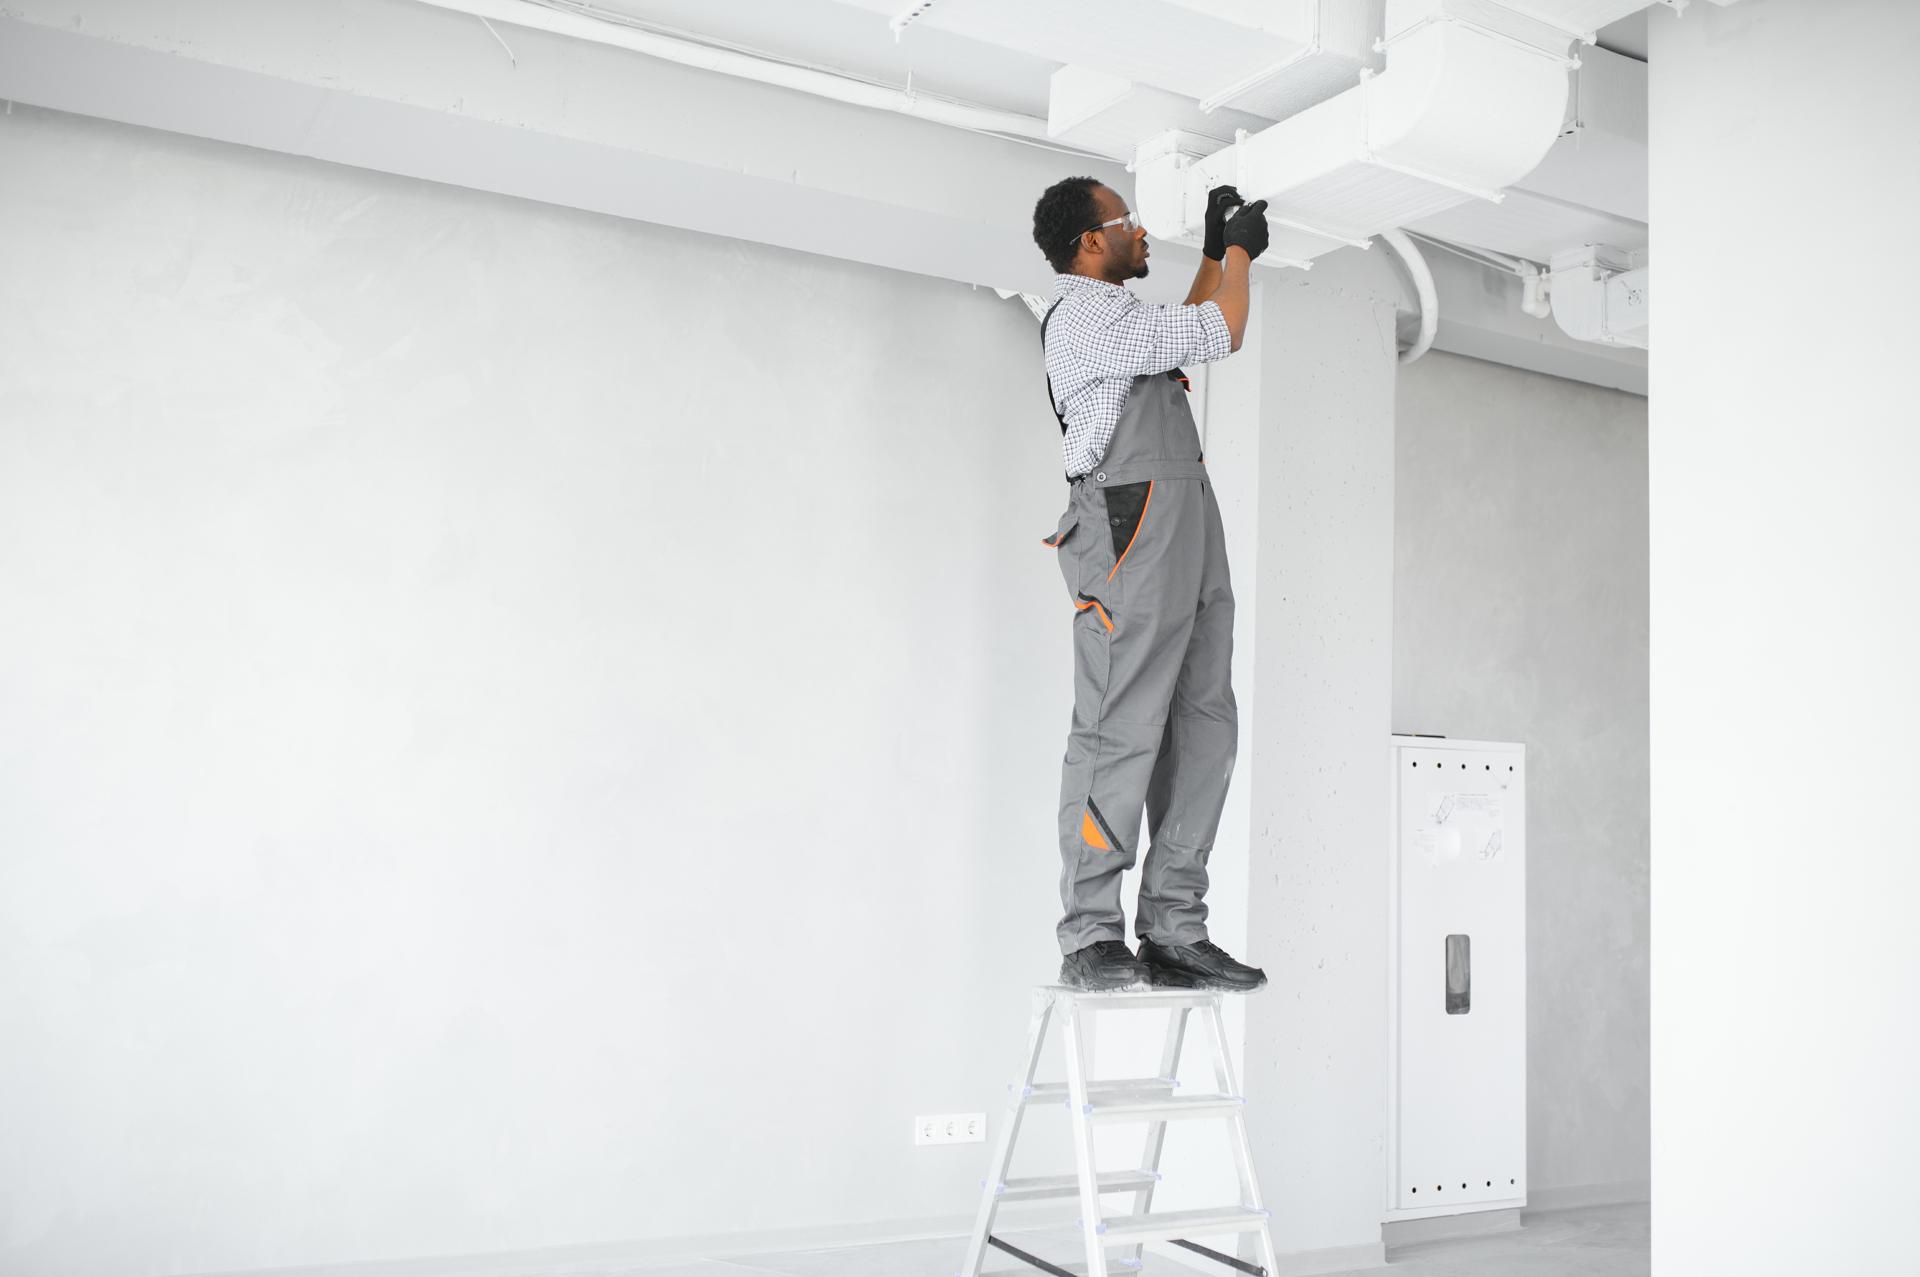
left=1144, top=964, right=1268, bottom=993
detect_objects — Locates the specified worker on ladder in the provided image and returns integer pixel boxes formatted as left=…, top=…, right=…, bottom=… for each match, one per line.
left=1029, top=177, right=1273, bottom=995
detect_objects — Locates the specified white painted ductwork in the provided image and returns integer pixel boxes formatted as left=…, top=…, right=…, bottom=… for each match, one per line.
left=842, top=0, right=1385, bottom=121
left=1134, top=0, right=1618, bottom=268
left=1548, top=244, right=1648, bottom=347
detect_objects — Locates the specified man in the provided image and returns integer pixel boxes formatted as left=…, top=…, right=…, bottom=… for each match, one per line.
left=1029, top=176, right=1271, bottom=993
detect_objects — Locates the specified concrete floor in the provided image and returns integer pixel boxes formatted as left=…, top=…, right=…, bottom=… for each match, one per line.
left=622, top=1201, right=1649, bottom=1277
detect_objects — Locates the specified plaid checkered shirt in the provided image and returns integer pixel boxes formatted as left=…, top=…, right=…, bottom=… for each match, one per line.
left=1043, top=273, right=1233, bottom=478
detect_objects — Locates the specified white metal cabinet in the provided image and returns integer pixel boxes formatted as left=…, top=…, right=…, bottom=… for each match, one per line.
left=1385, top=735, right=1527, bottom=1222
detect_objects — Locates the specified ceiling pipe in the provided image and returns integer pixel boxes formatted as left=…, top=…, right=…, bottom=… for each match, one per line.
left=1379, top=229, right=1437, bottom=363
left=410, top=0, right=1071, bottom=150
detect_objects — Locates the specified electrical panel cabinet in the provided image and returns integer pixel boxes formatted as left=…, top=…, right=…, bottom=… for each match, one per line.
left=1386, top=736, right=1527, bottom=1222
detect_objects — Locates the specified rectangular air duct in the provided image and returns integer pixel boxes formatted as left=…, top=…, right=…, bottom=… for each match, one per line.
left=842, top=0, right=1381, bottom=120
left=1134, top=1, right=1579, bottom=266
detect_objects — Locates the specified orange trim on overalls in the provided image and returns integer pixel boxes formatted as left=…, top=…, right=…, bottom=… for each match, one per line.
left=1074, top=598, right=1114, bottom=633
left=1080, top=810, right=1112, bottom=851
left=1107, top=480, right=1155, bottom=583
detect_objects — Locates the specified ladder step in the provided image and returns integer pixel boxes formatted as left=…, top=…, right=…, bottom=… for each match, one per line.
left=994, top=1170, right=1161, bottom=1201
left=1087, top=1093, right=1244, bottom=1122
left=1021, top=1078, right=1174, bottom=1106
left=1097, top=1204, right=1271, bottom=1244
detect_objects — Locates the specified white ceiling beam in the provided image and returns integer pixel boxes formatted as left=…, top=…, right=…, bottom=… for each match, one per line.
left=0, top=0, right=1129, bottom=299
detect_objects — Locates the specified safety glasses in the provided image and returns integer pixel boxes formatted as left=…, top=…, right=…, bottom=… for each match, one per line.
left=1070, top=210, right=1140, bottom=246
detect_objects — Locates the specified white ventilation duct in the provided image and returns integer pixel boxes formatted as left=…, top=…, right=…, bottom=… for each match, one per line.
left=1043, top=2, right=1380, bottom=159
left=1548, top=244, right=1648, bottom=347
left=840, top=0, right=1384, bottom=121
left=1134, top=0, right=1622, bottom=268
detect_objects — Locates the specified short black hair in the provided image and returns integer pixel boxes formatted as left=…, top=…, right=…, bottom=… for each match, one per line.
left=1032, top=177, right=1102, bottom=274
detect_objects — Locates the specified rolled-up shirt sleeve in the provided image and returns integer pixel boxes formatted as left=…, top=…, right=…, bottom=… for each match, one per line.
left=1068, top=297, right=1233, bottom=379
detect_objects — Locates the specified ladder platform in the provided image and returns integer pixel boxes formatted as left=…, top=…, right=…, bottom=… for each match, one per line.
left=993, top=1170, right=1161, bottom=1202
left=1041, top=985, right=1227, bottom=1011
left=1097, top=1205, right=1272, bottom=1245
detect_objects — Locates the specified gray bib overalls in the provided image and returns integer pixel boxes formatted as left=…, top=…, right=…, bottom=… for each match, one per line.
left=1042, top=305, right=1240, bottom=955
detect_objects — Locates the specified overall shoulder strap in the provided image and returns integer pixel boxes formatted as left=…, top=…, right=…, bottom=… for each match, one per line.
left=1039, top=299, right=1068, bottom=436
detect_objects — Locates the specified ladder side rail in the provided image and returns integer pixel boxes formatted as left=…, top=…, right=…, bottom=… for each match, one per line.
left=1202, top=997, right=1280, bottom=1276
left=963, top=992, right=1057, bottom=1276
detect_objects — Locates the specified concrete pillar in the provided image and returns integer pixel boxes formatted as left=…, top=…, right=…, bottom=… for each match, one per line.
left=1215, top=265, right=1400, bottom=1269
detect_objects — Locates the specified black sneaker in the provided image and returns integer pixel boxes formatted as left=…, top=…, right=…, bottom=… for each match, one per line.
left=1060, top=940, right=1151, bottom=991
left=1138, top=939, right=1268, bottom=992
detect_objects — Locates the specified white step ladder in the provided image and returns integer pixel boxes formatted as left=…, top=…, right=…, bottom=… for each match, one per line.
left=960, top=985, right=1279, bottom=1277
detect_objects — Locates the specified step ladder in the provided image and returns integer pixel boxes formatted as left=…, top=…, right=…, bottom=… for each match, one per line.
left=960, top=985, right=1279, bottom=1277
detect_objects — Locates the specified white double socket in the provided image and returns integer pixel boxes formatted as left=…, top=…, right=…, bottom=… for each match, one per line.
left=914, top=1112, right=986, bottom=1146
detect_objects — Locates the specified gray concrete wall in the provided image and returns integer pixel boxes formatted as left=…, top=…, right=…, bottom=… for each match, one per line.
left=0, top=103, right=1099, bottom=1276
left=0, top=88, right=1660, bottom=1277
left=1391, top=351, right=1649, bottom=1200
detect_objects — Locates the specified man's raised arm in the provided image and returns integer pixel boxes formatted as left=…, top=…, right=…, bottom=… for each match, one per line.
left=1201, top=200, right=1269, bottom=351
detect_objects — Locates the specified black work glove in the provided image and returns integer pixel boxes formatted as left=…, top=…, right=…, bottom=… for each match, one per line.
left=1201, top=184, right=1243, bottom=261
left=1223, top=199, right=1270, bottom=262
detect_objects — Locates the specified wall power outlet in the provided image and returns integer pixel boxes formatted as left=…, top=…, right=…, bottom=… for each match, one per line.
left=914, top=1112, right=986, bottom=1146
